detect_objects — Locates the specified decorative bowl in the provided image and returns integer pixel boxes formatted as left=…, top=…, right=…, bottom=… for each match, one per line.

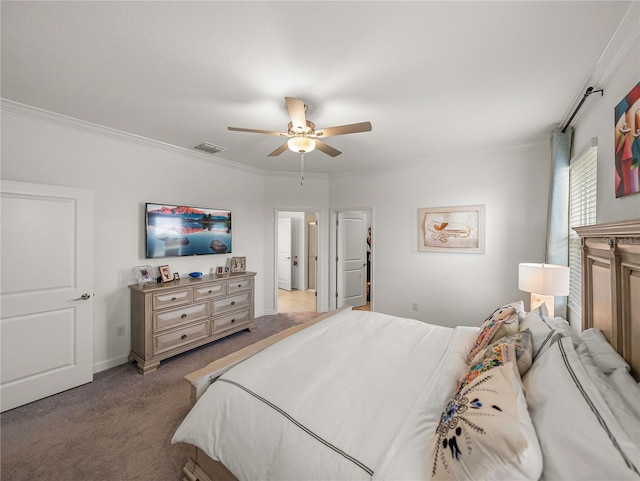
left=189, top=272, right=203, bottom=278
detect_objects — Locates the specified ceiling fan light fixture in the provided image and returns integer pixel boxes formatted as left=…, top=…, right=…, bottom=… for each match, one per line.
left=288, top=136, right=315, bottom=153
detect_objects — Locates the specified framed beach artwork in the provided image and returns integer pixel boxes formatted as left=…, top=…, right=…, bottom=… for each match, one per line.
left=418, top=205, right=485, bottom=253
left=614, top=81, right=640, bottom=198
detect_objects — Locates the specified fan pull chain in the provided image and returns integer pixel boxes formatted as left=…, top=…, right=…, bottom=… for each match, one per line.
left=300, top=153, right=304, bottom=185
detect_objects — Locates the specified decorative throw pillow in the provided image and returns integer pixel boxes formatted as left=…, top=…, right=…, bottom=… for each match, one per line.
left=460, top=336, right=517, bottom=390
left=467, top=305, right=519, bottom=362
left=429, top=364, right=542, bottom=481
left=469, top=329, right=533, bottom=379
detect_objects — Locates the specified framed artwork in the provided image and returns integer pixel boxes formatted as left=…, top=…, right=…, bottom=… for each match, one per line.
left=216, top=266, right=224, bottom=275
left=614, top=82, right=640, bottom=198
left=231, top=256, right=246, bottom=273
left=159, top=265, right=173, bottom=283
left=133, top=265, right=154, bottom=286
left=418, top=205, right=485, bottom=253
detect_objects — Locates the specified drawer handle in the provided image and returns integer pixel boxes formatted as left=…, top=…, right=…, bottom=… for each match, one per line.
left=171, top=297, right=177, bottom=301
left=237, top=284, right=242, bottom=288
left=181, top=334, right=187, bottom=340
left=230, top=301, right=236, bottom=306
left=181, top=313, right=187, bottom=319
left=208, top=290, right=213, bottom=294
left=231, top=318, right=236, bottom=323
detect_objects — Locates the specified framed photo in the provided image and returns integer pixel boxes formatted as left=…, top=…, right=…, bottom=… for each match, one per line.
left=159, top=265, right=173, bottom=283
left=134, top=265, right=155, bottom=286
left=173, top=272, right=180, bottom=281
left=418, top=205, right=485, bottom=253
left=216, top=266, right=224, bottom=275
left=223, top=266, right=230, bottom=274
left=231, top=256, right=246, bottom=273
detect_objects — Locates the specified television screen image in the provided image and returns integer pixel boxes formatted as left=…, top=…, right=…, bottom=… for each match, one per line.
left=146, top=203, right=232, bottom=258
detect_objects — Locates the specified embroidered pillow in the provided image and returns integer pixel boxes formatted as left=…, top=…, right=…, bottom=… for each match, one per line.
left=469, top=329, right=533, bottom=378
left=459, top=336, right=516, bottom=391
left=429, top=363, right=543, bottom=481
left=467, top=305, right=519, bottom=362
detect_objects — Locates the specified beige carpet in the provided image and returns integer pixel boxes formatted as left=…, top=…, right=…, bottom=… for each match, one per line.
left=0, top=312, right=320, bottom=481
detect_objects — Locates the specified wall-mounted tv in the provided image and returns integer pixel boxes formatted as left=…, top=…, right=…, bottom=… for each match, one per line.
left=145, top=203, right=232, bottom=259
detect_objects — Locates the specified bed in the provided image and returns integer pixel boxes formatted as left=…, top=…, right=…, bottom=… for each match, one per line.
left=172, top=219, right=640, bottom=481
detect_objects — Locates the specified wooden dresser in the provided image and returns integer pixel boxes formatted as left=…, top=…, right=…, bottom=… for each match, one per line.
left=128, top=271, right=256, bottom=374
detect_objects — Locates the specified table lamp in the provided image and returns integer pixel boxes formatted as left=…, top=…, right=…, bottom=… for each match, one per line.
left=518, top=263, right=570, bottom=315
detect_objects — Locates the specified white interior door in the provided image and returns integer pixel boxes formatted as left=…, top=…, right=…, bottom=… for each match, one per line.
left=277, top=217, right=292, bottom=291
left=337, top=211, right=367, bottom=308
left=1, top=181, right=94, bottom=412
left=308, top=223, right=317, bottom=290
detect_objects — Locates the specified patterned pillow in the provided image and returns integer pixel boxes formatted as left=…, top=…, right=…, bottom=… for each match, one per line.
left=458, top=336, right=515, bottom=391
left=468, top=329, right=533, bottom=379
left=429, top=364, right=543, bottom=481
left=467, top=305, right=520, bottom=362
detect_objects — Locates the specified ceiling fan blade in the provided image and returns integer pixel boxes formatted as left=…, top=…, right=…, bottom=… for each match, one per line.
left=285, top=97, right=307, bottom=131
left=315, top=121, right=372, bottom=138
left=315, top=140, right=342, bottom=157
left=268, top=142, right=290, bottom=157
left=228, top=126, right=286, bottom=136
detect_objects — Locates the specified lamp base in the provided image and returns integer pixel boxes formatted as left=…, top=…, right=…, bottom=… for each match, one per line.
left=530, top=293, right=554, bottom=316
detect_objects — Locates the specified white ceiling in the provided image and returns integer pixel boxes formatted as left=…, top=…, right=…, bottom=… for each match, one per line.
left=1, top=1, right=633, bottom=175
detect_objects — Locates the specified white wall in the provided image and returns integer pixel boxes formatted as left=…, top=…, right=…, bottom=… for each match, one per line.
left=572, top=31, right=640, bottom=223
left=330, top=143, right=550, bottom=327
left=0, top=106, right=266, bottom=372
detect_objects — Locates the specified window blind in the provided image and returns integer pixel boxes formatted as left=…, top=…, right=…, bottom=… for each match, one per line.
left=568, top=145, right=597, bottom=319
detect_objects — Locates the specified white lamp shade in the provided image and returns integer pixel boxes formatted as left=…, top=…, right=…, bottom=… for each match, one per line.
left=518, top=263, right=570, bottom=296
left=288, top=136, right=315, bottom=153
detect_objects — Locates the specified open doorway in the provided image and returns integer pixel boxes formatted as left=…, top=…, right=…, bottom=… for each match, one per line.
left=276, top=210, right=319, bottom=313
left=330, top=208, right=373, bottom=311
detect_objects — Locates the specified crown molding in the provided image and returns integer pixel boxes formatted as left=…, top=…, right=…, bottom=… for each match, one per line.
left=1, top=98, right=267, bottom=175
left=559, top=1, right=640, bottom=128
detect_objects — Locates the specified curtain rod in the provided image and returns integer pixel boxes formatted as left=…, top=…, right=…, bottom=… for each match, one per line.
left=561, top=87, right=603, bottom=133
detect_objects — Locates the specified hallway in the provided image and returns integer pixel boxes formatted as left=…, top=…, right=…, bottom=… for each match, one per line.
left=278, top=289, right=370, bottom=313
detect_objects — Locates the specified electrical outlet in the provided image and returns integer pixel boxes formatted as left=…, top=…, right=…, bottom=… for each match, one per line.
left=116, top=325, right=125, bottom=337
left=411, top=302, right=419, bottom=311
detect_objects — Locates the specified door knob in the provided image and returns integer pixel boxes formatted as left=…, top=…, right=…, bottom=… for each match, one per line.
left=72, top=293, right=92, bottom=301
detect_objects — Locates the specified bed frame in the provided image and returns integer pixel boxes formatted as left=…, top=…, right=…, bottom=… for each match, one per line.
left=574, top=218, right=640, bottom=381
left=179, top=218, right=640, bottom=481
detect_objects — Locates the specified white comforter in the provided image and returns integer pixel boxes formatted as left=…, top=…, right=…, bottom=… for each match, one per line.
left=172, top=309, right=478, bottom=480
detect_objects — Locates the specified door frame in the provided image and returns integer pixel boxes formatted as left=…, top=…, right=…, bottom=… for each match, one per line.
left=274, top=208, right=321, bottom=313
left=330, top=207, right=374, bottom=311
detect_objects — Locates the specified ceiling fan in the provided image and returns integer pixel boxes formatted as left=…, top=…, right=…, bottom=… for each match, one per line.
left=227, top=97, right=372, bottom=157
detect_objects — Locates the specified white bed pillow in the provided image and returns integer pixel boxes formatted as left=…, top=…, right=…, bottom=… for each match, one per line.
left=523, top=337, right=640, bottom=480
left=580, top=328, right=630, bottom=373
left=518, top=304, right=555, bottom=359
left=576, top=344, right=640, bottom=448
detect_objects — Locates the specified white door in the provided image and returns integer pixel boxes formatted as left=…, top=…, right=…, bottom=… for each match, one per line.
left=337, top=211, right=367, bottom=308
left=277, top=217, right=292, bottom=291
left=308, top=223, right=317, bottom=290
left=1, top=181, right=94, bottom=412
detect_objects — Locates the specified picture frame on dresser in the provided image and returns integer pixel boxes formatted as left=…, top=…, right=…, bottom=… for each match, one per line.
left=159, top=265, right=173, bottom=283
left=133, top=265, right=154, bottom=287
left=231, top=256, right=246, bottom=273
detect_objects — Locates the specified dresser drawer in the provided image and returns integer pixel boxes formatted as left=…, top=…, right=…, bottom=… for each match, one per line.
left=153, top=321, right=209, bottom=356
left=213, top=309, right=251, bottom=333
left=194, top=282, right=226, bottom=300
left=153, top=302, right=209, bottom=332
left=152, top=288, right=193, bottom=310
left=227, top=278, right=252, bottom=294
left=212, top=292, right=251, bottom=315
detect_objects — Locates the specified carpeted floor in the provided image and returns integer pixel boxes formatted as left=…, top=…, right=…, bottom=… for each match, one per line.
left=0, top=311, right=320, bottom=481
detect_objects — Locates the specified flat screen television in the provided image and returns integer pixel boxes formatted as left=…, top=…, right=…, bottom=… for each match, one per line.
left=145, top=203, right=232, bottom=258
